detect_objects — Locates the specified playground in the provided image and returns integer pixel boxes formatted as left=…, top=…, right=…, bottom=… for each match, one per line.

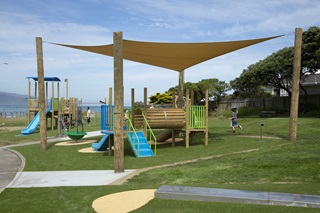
left=1, top=30, right=319, bottom=212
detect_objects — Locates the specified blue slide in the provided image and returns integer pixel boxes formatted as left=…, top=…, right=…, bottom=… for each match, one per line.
left=21, top=108, right=51, bottom=135
left=91, top=133, right=111, bottom=151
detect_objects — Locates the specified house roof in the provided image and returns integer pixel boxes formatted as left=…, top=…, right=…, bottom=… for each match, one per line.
left=303, top=73, right=320, bottom=85
left=50, top=35, right=284, bottom=72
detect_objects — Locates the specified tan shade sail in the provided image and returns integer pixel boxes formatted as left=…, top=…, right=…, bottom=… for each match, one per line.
left=51, top=35, right=283, bottom=72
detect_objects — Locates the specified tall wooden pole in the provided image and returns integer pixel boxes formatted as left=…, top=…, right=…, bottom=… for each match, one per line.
left=51, top=81, right=54, bottom=130
left=289, top=28, right=302, bottom=141
left=143, top=87, right=148, bottom=138
left=178, top=71, right=184, bottom=108
left=108, top=87, right=113, bottom=130
left=205, top=90, right=209, bottom=145
left=65, top=78, right=68, bottom=100
left=113, top=32, right=124, bottom=173
left=46, top=82, right=48, bottom=107
left=28, top=79, right=31, bottom=123
left=36, top=37, right=47, bottom=151
left=131, top=88, right=135, bottom=127
left=185, top=89, right=190, bottom=148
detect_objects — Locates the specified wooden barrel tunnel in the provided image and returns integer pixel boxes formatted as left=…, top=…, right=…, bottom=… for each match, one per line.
left=133, top=108, right=186, bottom=129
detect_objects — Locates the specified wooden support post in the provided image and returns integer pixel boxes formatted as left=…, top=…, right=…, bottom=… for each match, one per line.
left=191, top=90, right=194, bottom=105
left=205, top=90, right=209, bottom=145
left=28, top=79, right=31, bottom=123
left=171, top=90, right=176, bottom=147
left=172, top=130, right=176, bottom=147
left=36, top=37, right=47, bottom=151
left=171, top=90, right=175, bottom=108
left=185, top=89, right=190, bottom=148
left=45, top=82, right=48, bottom=108
left=113, top=32, right=124, bottom=173
left=108, top=87, right=113, bottom=157
left=289, top=28, right=302, bottom=141
left=57, top=82, right=60, bottom=130
left=131, top=88, right=135, bottom=128
left=34, top=82, right=37, bottom=98
left=143, top=87, right=147, bottom=137
left=108, top=87, right=113, bottom=130
left=65, top=78, right=68, bottom=100
left=178, top=71, right=184, bottom=108
left=51, top=81, right=54, bottom=130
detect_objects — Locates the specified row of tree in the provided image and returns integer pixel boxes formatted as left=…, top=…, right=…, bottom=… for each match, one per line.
left=231, top=26, right=320, bottom=98
left=149, top=78, right=230, bottom=106
left=149, top=26, right=320, bottom=106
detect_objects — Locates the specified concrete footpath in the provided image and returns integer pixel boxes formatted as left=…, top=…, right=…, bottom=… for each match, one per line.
left=0, top=148, right=24, bottom=193
left=0, top=131, right=135, bottom=193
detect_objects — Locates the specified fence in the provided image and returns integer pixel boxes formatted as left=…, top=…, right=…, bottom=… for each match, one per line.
left=217, top=94, right=320, bottom=112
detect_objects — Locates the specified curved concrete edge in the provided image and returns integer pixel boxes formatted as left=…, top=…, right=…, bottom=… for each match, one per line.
left=4, top=148, right=26, bottom=188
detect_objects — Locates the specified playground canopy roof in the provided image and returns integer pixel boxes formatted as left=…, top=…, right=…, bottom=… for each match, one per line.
left=27, top=77, right=61, bottom=82
left=51, top=35, right=284, bottom=72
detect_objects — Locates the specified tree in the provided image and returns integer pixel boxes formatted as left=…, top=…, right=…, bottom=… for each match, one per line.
left=230, top=63, right=268, bottom=98
left=258, top=47, right=295, bottom=96
left=149, top=91, right=173, bottom=104
left=152, top=78, right=231, bottom=107
left=198, top=78, right=231, bottom=104
left=301, top=26, right=320, bottom=75
left=231, top=26, right=320, bottom=98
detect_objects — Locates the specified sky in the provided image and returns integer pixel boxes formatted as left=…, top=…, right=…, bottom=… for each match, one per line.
left=0, top=0, right=320, bottom=106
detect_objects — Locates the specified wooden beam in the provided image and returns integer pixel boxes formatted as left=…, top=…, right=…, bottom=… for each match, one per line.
left=144, top=87, right=147, bottom=137
left=51, top=81, right=54, bottom=130
left=178, top=71, right=184, bottom=108
left=205, top=89, right=209, bottom=145
left=28, top=79, right=31, bottom=123
left=113, top=32, right=124, bottom=173
left=131, top=88, right=135, bottom=127
left=108, top=87, right=113, bottom=130
left=36, top=37, right=47, bottom=151
left=289, top=28, right=302, bottom=141
left=185, top=89, right=190, bottom=148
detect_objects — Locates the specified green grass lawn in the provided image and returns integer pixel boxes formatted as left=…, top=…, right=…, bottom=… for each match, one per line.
left=0, top=116, right=320, bottom=212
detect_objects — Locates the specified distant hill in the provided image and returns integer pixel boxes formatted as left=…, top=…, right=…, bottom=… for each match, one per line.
left=0, top=91, right=28, bottom=105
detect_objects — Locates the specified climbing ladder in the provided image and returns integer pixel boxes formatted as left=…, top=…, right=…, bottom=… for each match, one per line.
left=126, top=131, right=154, bottom=158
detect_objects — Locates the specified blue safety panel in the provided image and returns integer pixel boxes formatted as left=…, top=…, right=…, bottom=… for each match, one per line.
left=127, top=131, right=154, bottom=158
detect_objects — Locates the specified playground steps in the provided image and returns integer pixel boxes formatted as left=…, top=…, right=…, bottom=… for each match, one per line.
left=91, top=133, right=110, bottom=151
left=127, top=131, right=154, bottom=158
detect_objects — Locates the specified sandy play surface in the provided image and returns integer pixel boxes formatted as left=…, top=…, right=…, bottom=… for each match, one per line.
left=92, top=189, right=156, bottom=213
left=55, top=140, right=96, bottom=146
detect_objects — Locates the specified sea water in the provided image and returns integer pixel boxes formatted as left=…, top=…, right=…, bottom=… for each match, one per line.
left=0, top=104, right=131, bottom=117
left=0, top=105, right=28, bottom=117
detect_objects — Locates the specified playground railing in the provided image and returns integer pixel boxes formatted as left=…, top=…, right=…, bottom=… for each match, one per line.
left=126, top=116, right=143, bottom=157
left=188, top=106, right=206, bottom=129
left=142, top=112, right=157, bottom=156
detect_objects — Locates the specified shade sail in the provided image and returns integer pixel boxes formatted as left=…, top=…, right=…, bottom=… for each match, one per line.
left=51, top=35, right=283, bottom=72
